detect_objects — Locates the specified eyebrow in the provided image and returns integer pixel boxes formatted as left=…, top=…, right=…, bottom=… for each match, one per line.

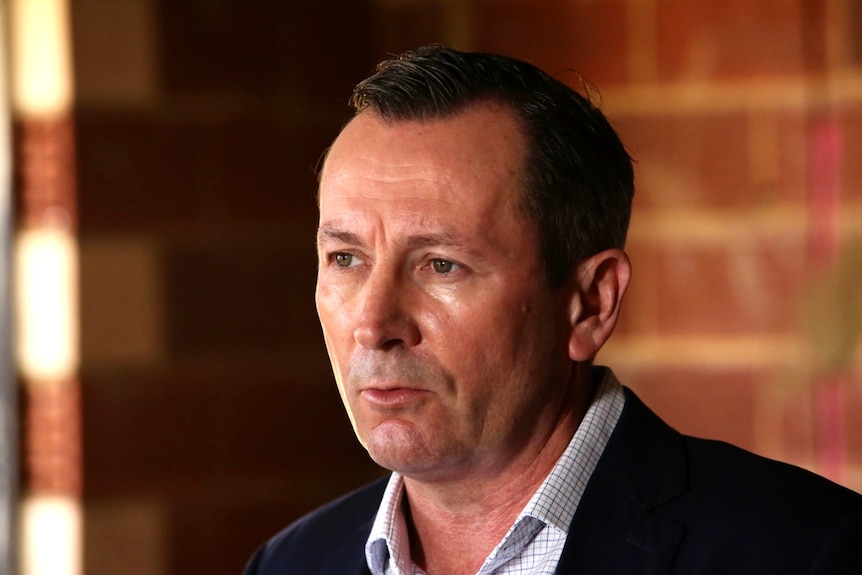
left=317, top=223, right=360, bottom=246
left=317, top=224, right=475, bottom=255
left=405, top=232, right=467, bottom=251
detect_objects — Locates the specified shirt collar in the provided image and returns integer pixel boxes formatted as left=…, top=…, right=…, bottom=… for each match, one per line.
left=523, top=367, right=625, bottom=532
left=366, top=473, right=411, bottom=574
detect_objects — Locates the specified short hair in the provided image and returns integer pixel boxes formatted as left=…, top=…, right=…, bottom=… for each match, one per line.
left=349, top=44, right=634, bottom=287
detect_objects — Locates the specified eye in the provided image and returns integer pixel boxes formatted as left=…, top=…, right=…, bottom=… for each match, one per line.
left=431, top=259, right=455, bottom=273
left=334, top=253, right=353, bottom=267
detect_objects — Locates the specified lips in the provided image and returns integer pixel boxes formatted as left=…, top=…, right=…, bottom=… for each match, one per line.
left=360, top=387, right=430, bottom=409
left=349, top=354, right=440, bottom=409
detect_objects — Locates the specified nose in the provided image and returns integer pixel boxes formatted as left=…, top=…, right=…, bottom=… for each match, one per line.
left=353, top=268, right=420, bottom=350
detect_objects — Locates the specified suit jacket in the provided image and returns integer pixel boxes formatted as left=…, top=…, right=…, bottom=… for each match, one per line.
left=243, top=388, right=862, bottom=574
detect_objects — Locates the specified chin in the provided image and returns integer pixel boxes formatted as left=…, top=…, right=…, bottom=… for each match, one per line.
left=365, top=420, right=438, bottom=473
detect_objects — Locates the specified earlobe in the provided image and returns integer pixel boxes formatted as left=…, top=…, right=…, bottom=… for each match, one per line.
left=567, top=249, right=631, bottom=362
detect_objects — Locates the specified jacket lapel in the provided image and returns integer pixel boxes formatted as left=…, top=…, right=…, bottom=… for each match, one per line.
left=319, top=525, right=373, bottom=575
left=555, top=388, right=687, bottom=574
left=319, top=490, right=380, bottom=575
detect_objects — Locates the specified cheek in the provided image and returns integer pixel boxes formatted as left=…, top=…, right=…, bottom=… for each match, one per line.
left=315, top=276, right=340, bottom=318
left=421, top=302, right=528, bottom=390
left=482, top=299, right=560, bottom=377
left=316, top=287, right=355, bottom=390
left=316, top=281, right=352, bottom=340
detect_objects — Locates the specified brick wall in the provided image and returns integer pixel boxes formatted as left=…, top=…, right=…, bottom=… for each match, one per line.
left=466, top=0, right=862, bottom=487
left=71, top=1, right=862, bottom=574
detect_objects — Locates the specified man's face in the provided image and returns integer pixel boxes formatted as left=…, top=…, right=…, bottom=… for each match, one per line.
left=315, top=103, right=575, bottom=482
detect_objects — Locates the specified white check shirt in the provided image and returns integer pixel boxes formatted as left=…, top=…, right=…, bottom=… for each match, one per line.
left=365, top=368, right=626, bottom=575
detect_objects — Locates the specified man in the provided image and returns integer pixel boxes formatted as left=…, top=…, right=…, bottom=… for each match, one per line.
left=244, top=45, right=862, bottom=574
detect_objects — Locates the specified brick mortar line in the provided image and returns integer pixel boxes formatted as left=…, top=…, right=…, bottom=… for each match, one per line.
left=627, top=202, right=862, bottom=243
left=600, top=335, right=811, bottom=370
left=603, top=336, right=862, bottom=372
left=602, top=73, right=862, bottom=116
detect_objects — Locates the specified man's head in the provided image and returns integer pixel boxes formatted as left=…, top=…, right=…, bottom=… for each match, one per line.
left=315, top=45, right=632, bottom=482
left=348, top=44, right=634, bottom=286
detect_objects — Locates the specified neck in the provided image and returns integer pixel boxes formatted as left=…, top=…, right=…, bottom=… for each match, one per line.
left=402, top=367, right=597, bottom=574
left=401, top=428, right=569, bottom=575
left=396, top=364, right=599, bottom=575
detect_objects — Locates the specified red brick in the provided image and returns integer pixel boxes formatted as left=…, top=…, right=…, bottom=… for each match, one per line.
left=472, top=0, right=629, bottom=86
left=655, top=0, right=813, bottom=81
left=374, top=2, right=452, bottom=56
left=157, top=0, right=375, bottom=102
left=615, top=110, right=809, bottom=210
left=82, top=367, right=385, bottom=574
left=613, top=239, right=660, bottom=337
left=76, top=109, right=337, bottom=232
left=844, top=379, right=862, bottom=468
left=772, top=374, right=862, bottom=491
left=163, top=237, right=321, bottom=357
left=619, top=112, right=751, bottom=208
left=217, top=119, right=333, bottom=222
left=771, top=110, right=811, bottom=203
left=776, top=383, right=817, bottom=467
left=620, top=235, right=807, bottom=335
left=81, top=370, right=378, bottom=497
left=623, top=366, right=760, bottom=452
left=835, top=103, right=862, bottom=202
left=76, top=109, right=201, bottom=229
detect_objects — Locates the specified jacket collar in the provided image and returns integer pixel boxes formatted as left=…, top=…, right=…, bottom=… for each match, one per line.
left=556, top=387, right=688, bottom=574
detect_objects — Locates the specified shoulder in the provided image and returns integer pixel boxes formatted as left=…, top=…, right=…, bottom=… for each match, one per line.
left=681, top=434, right=862, bottom=519
left=600, top=387, right=862, bottom=572
left=616, top=386, right=861, bottom=515
left=243, top=476, right=388, bottom=575
left=683, top=434, right=862, bottom=525
left=670, top=436, right=862, bottom=572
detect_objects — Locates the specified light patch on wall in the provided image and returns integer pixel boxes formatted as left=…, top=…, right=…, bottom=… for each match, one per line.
left=79, top=235, right=165, bottom=369
left=71, top=0, right=158, bottom=107
left=14, top=228, right=79, bottom=382
left=84, top=498, right=167, bottom=575
left=9, top=0, right=74, bottom=116
left=20, top=495, right=81, bottom=575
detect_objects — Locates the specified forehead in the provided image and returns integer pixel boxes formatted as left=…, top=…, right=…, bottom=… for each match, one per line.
left=318, top=103, right=528, bottom=225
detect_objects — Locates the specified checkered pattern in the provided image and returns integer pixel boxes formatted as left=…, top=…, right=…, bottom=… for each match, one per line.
left=365, top=368, right=626, bottom=575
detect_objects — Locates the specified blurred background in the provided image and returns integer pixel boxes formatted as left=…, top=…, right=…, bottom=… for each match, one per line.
left=2, top=0, right=861, bottom=574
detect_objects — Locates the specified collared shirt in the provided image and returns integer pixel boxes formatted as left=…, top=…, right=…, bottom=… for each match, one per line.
left=365, top=368, right=626, bottom=575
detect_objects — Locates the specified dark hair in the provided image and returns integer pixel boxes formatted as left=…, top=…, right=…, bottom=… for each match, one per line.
left=349, top=44, right=634, bottom=287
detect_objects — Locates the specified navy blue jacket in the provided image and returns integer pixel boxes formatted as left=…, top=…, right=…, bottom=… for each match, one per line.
left=244, top=388, right=862, bottom=574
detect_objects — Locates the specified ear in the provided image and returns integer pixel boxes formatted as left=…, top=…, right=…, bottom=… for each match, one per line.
left=567, top=249, right=631, bottom=362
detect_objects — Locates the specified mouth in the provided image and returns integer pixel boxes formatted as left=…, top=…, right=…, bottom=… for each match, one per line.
left=360, top=387, right=430, bottom=409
